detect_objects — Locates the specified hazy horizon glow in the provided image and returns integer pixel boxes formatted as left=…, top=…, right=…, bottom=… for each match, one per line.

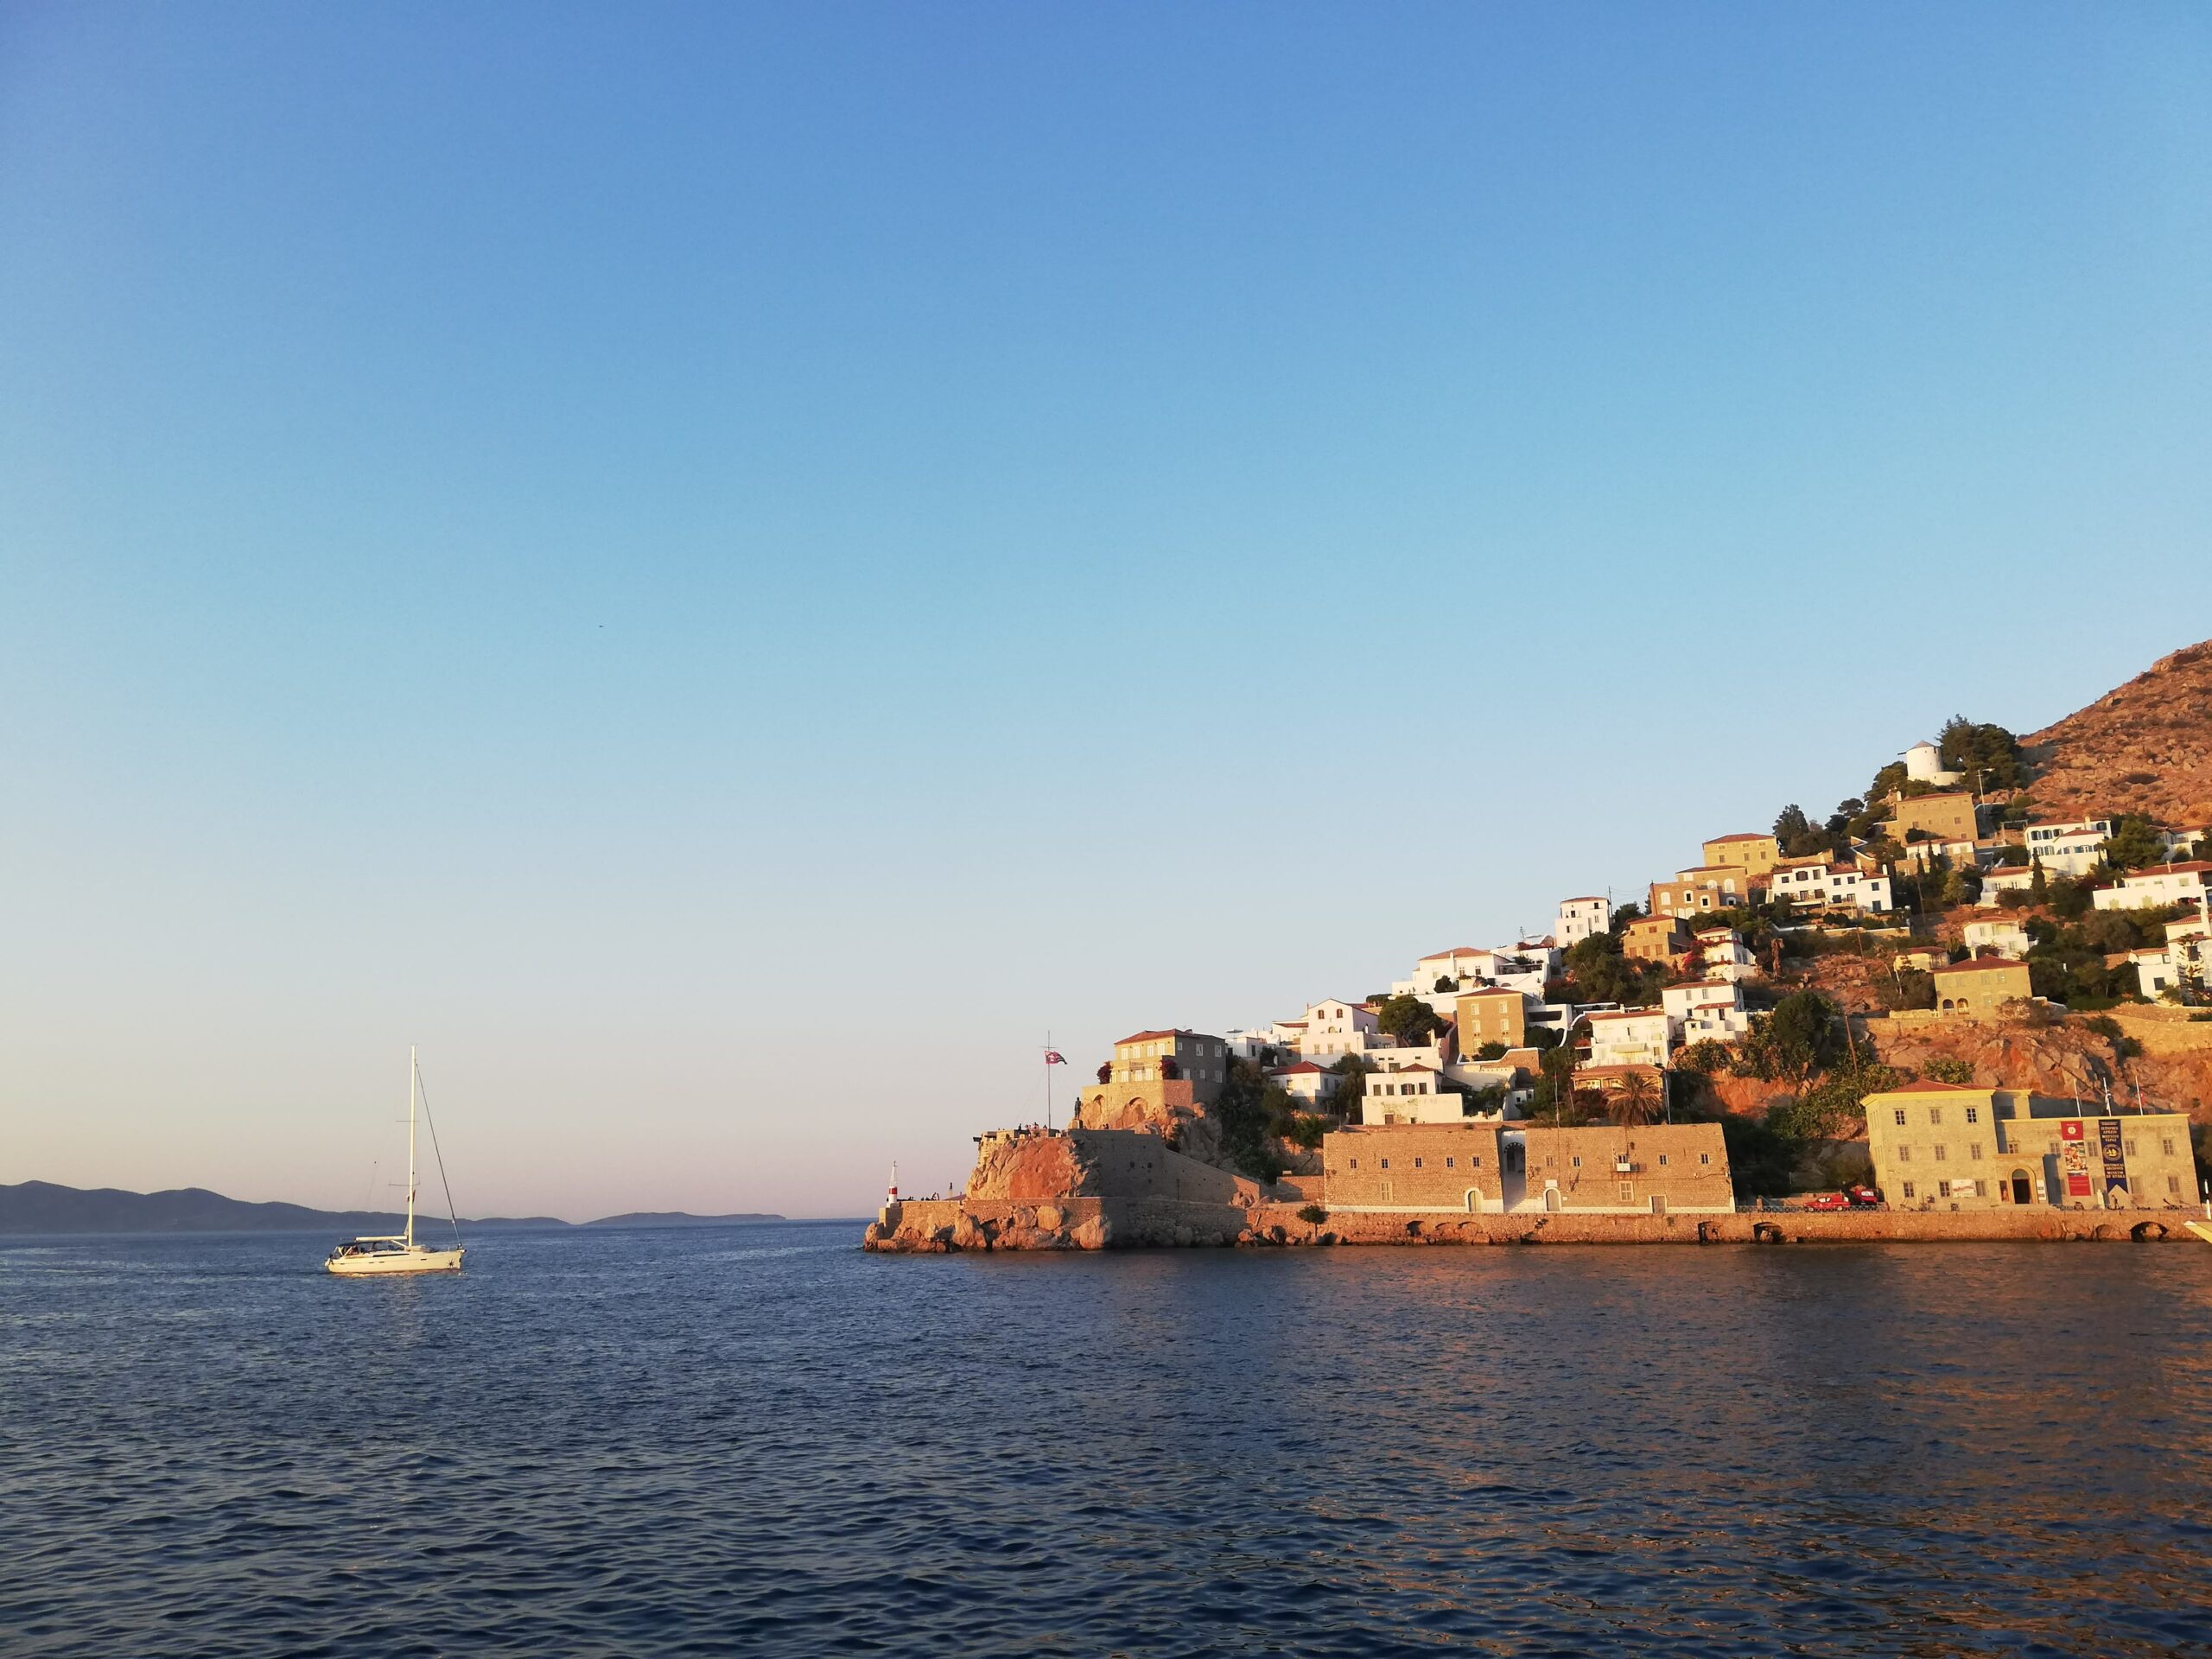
left=4, top=4, right=2209, bottom=1218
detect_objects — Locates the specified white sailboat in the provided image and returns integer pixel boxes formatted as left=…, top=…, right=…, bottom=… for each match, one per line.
left=326, top=1047, right=466, bottom=1275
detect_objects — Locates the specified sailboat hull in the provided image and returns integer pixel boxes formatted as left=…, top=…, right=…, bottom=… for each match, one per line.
left=326, top=1247, right=465, bottom=1276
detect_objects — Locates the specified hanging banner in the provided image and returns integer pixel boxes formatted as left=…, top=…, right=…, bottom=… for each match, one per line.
left=2098, top=1117, right=2128, bottom=1199
left=2061, top=1120, right=2092, bottom=1198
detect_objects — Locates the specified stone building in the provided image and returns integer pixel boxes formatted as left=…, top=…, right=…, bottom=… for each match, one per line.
left=1455, top=986, right=1527, bottom=1052
left=1927, top=958, right=2032, bottom=1016
left=1702, top=832, right=1781, bottom=883
left=1320, top=1120, right=1732, bottom=1215
left=1097, top=1029, right=1226, bottom=1100
left=1864, top=1081, right=2201, bottom=1210
left=1888, top=791, right=1981, bottom=844
left=1623, top=914, right=1692, bottom=964
left=1074, top=1028, right=1229, bottom=1141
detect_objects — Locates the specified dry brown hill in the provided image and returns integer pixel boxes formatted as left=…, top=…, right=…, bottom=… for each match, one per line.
left=2022, top=639, right=2212, bottom=828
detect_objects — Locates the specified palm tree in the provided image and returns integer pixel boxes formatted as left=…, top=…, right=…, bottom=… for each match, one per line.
left=1609, top=1069, right=1659, bottom=1127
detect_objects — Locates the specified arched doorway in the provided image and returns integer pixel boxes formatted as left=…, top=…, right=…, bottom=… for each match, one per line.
left=2010, top=1170, right=2032, bottom=1205
left=1543, top=1186, right=1561, bottom=1213
left=1465, top=1187, right=1483, bottom=1213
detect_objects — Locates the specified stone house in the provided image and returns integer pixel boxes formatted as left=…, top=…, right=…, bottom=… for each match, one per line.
left=1888, top=791, right=1982, bottom=845
left=1927, top=959, right=2032, bottom=1016
left=1320, top=1121, right=1731, bottom=1215
left=1864, top=1081, right=2200, bottom=1210
left=1702, top=832, right=1782, bottom=882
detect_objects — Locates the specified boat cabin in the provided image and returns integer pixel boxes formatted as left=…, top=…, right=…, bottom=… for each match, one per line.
left=327, top=1236, right=410, bottom=1262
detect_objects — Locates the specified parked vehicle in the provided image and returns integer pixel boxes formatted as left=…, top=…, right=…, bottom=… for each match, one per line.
left=1799, top=1192, right=1849, bottom=1211
left=1846, top=1185, right=1880, bottom=1208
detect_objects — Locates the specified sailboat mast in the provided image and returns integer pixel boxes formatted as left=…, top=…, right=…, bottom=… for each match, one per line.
left=407, top=1045, right=418, bottom=1249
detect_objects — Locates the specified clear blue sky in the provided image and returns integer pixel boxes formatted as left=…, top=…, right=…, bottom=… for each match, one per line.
left=3, top=3, right=2208, bottom=1218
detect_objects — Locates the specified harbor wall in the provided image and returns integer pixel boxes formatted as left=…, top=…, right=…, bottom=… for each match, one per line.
left=865, top=1198, right=2202, bottom=1251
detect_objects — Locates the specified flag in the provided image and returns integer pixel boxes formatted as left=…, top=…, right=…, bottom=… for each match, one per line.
left=1044, top=1050, right=1066, bottom=1065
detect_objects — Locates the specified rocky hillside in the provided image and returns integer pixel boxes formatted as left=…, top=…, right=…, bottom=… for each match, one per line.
left=2023, top=639, right=2212, bottom=827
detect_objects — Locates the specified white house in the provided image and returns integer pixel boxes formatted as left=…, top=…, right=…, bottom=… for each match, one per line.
left=1360, top=1065, right=1459, bottom=1125
left=2021, top=817, right=2113, bottom=877
left=2126, top=945, right=2195, bottom=999
left=1441, top=1060, right=1532, bottom=1115
left=1268, top=1060, right=1338, bottom=1103
left=1661, top=980, right=1751, bottom=1044
left=1555, top=896, right=1611, bottom=949
left=1893, top=836, right=1983, bottom=874
left=1369, top=1039, right=1457, bottom=1075
left=1961, top=919, right=2031, bottom=959
left=1979, top=865, right=2038, bottom=906
left=1226, top=1027, right=1296, bottom=1062
left=1407, top=947, right=1493, bottom=993
left=1695, top=926, right=1756, bottom=982
left=2093, top=863, right=2212, bottom=912
left=1586, top=1009, right=1671, bottom=1069
left=1770, top=861, right=1893, bottom=914
left=1296, top=999, right=1378, bottom=1058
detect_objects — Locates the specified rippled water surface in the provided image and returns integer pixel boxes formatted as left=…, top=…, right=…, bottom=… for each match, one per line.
left=5, top=1225, right=2212, bottom=1656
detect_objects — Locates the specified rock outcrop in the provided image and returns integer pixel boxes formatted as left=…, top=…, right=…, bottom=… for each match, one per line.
left=2024, top=638, right=2212, bottom=828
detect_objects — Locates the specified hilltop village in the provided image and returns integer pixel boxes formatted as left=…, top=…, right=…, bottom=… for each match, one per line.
left=870, top=715, right=2212, bottom=1251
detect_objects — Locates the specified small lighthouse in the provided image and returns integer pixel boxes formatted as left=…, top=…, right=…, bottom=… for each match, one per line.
left=887, top=1161, right=899, bottom=1205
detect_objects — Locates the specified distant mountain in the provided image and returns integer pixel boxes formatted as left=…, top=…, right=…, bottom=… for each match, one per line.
left=0, top=1180, right=781, bottom=1236
left=2024, top=639, right=2212, bottom=830
left=586, top=1211, right=784, bottom=1228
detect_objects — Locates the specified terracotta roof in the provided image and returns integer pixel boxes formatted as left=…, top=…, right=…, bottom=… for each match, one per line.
left=1270, top=1061, right=1325, bottom=1076
left=1929, top=959, right=2029, bottom=976
left=2120, top=861, right=2212, bottom=878
left=1458, top=986, right=1520, bottom=999
left=1587, top=1009, right=1665, bottom=1023
left=1419, top=947, right=1484, bottom=961
left=1393, top=1063, right=1436, bottom=1074
left=1116, top=1028, right=1200, bottom=1046
left=1705, top=833, right=1773, bottom=844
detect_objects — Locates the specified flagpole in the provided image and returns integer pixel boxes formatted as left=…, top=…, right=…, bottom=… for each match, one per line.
left=1046, top=1030, right=1053, bottom=1133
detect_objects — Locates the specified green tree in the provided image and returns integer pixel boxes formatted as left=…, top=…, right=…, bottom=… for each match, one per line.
left=1472, top=1039, right=1509, bottom=1060
left=1937, top=716, right=2023, bottom=791
left=1772, top=1058, right=1897, bottom=1141
left=2101, top=814, right=2165, bottom=872
left=1721, top=1113, right=1797, bottom=1198
left=1328, top=1053, right=1371, bottom=1118
left=1211, top=1058, right=1294, bottom=1181
left=1736, top=991, right=1841, bottom=1087
left=1608, top=1069, right=1660, bottom=1126
left=1677, top=1039, right=1733, bottom=1076
left=1373, top=993, right=1443, bottom=1046
left=1885, top=968, right=1936, bottom=1011
left=1923, top=1056, right=1975, bottom=1085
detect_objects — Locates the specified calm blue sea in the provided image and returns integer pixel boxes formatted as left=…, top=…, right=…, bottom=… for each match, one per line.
left=3, top=1224, right=2210, bottom=1656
